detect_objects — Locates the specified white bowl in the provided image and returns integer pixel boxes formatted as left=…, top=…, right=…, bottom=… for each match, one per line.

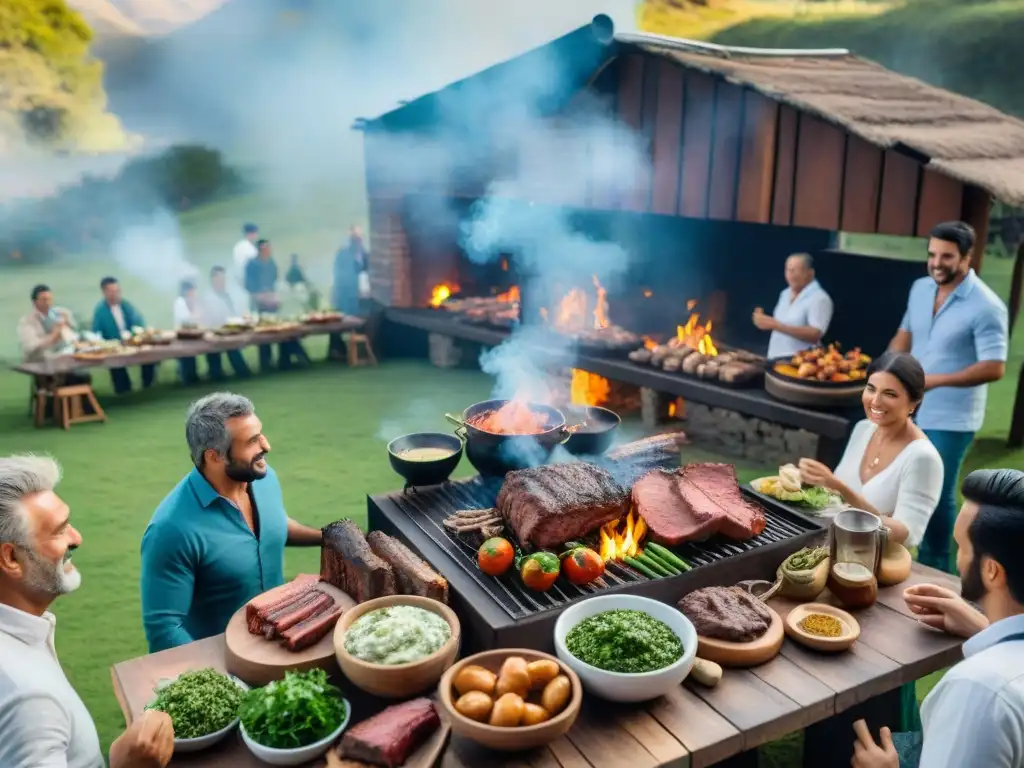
left=148, top=674, right=249, bottom=754
left=240, top=699, right=350, bottom=766
left=554, top=594, right=697, bottom=702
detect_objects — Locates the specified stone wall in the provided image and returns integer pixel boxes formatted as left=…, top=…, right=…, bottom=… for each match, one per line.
left=367, top=197, right=412, bottom=307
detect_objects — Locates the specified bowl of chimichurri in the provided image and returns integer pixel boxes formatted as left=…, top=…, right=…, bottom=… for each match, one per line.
left=553, top=594, right=697, bottom=702
left=333, top=595, right=461, bottom=699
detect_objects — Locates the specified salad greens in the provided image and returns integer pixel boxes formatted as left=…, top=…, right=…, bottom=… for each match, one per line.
left=239, top=668, right=347, bottom=750
left=145, top=668, right=242, bottom=739
left=566, top=608, right=683, bottom=674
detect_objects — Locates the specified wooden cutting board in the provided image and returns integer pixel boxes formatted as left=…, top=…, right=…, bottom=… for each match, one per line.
left=225, top=582, right=355, bottom=686
left=325, top=716, right=451, bottom=768
left=694, top=606, right=784, bottom=668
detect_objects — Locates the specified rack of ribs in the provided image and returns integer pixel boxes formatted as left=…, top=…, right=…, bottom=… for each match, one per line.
left=366, top=531, right=449, bottom=603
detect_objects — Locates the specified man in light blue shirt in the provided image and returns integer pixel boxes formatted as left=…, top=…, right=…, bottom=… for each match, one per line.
left=753, top=253, right=834, bottom=359
left=890, top=221, right=1008, bottom=573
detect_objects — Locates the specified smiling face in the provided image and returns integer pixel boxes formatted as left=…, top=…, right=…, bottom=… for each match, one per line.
left=784, top=255, right=813, bottom=292
left=927, top=236, right=970, bottom=286
left=221, top=413, right=271, bottom=482
left=0, top=490, right=83, bottom=600
left=862, top=370, right=917, bottom=427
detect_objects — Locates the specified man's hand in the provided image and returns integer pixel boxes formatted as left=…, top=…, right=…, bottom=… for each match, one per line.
left=752, top=307, right=777, bottom=331
left=109, top=709, right=174, bottom=768
left=797, top=458, right=839, bottom=491
left=903, top=583, right=989, bottom=638
left=852, top=720, right=898, bottom=768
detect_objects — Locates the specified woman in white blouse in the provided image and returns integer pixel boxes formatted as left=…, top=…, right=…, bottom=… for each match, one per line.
left=798, top=351, right=943, bottom=547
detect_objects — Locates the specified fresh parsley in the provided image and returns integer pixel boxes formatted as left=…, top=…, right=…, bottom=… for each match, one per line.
left=239, top=669, right=347, bottom=750
left=145, top=668, right=242, bottom=739
left=566, top=609, right=683, bottom=674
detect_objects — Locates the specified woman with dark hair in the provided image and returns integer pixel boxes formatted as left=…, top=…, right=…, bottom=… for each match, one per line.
left=798, top=351, right=943, bottom=546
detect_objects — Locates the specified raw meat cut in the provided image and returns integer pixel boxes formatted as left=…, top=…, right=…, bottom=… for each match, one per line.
left=245, top=574, right=320, bottom=635
left=632, top=463, right=765, bottom=545
left=279, top=604, right=343, bottom=651
left=321, top=519, right=396, bottom=603
left=265, top=590, right=335, bottom=638
left=339, top=697, right=440, bottom=767
left=366, top=531, right=449, bottom=603
left=678, top=586, right=772, bottom=642
left=497, top=462, right=626, bottom=548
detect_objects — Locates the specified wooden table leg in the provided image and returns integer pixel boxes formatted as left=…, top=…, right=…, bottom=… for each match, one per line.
left=1010, top=360, right=1024, bottom=449
left=802, top=688, right=902, bottom=768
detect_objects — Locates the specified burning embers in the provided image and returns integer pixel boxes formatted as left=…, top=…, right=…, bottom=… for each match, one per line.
left=467, top=400, right=551, bottom=435
left=434, top=284, right=520, bottom=327
left=540, top=275, right=640, bottom=353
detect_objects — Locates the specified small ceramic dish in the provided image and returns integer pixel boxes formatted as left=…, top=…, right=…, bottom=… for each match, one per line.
left=784, top=602, right=860, bottom=652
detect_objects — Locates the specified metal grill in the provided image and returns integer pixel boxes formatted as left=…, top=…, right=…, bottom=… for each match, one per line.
left=384, top=476, right=818, bottom=621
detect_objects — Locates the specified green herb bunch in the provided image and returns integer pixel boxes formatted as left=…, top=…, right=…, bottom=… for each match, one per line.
left=145, top=668, right=243, bottom=739
left=239, top=668, right=347, bottom=749
left=566, top=609, right=684, bottom=674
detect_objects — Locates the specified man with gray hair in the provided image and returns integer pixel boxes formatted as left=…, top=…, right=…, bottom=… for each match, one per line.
left=0, top=454, right=174, bottom=768
left=753, top=252, right=834, bottom=359
left=140, top=392, right=322, bottom=653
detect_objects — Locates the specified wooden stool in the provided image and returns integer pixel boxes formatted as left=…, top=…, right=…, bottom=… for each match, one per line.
left=52, top=384, right=106, bottom=430
left=346, top=333, right=377, bottom=367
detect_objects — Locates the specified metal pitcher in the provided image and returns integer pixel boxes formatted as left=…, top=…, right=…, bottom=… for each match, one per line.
left=829, top=508, right=888, bottom=576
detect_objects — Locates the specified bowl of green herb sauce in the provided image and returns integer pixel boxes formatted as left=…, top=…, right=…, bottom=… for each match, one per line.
left=145, top=668, right=248, bottom=753
left=554, top=594, right=697, bottom=702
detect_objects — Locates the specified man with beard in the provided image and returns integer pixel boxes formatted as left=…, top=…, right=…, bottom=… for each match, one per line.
left=889, top=221, right=1008, bottom=573
left=851, top=468, right=1024, bottom=768
left=140, top=393, right=322, bottom=652
left=0, top=455, right=175, bottom=768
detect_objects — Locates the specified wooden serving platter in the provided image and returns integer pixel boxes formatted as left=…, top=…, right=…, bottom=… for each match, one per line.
left=695, top=606, right=784, bottom=668
left=225, top=582, right=355, bottom=686
left=325, top=714, right=451, bottom=768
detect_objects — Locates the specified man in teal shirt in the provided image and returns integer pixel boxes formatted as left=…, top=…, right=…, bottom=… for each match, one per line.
left=140, top=392, right=323, bottom=652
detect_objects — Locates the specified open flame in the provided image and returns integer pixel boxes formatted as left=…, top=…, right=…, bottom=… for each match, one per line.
left=570, top=369, right=610, bottom=406
left=469, top=400, right=548, bottom=435
left=546, top=274, right=608, bottom=332
left=673, top=300, right=718, bottom=356
left=599, top=509, right=647, bottom=562
left=429, top=283, right=458, bottom=307
left=495, top=285, right=520, bottom=303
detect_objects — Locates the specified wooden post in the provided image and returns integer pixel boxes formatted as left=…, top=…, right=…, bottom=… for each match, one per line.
left=960, top=184, right=992, bottom=275
left=1009, top=361, right=1024, bottom=449
left=1010, top=240, right=1024, bottom=339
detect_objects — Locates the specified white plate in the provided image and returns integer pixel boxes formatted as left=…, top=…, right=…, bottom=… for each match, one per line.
left=148, top=674, right=249, bottom=753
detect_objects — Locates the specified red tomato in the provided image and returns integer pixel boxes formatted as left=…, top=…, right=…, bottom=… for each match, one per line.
left=477, top=537, right=514, bottom=576
left=561, top=546, right=605, bottom=585
left=519, top=552, right=560, bottom=592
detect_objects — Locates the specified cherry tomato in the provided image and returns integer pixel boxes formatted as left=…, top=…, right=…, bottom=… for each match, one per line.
left=561, top=545, right=605, bottom=585
left=477, top=537, right=514, bottom=576
left=519, top=552, right=560, bottom=592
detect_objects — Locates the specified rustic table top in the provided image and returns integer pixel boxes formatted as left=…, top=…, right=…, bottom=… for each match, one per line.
left=109, top=563, right=962, bottom=768
left=14, top=317, right=365, bottom=377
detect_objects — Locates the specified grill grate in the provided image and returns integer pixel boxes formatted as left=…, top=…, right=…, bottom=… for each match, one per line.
left=385, top=475, right=818, bottom=621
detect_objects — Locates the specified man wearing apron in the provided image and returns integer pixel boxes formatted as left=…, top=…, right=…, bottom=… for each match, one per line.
left=851, top=468, right=1024, bottom=767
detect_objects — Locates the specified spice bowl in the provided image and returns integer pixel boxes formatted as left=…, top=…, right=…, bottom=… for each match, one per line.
left=553, top=593, right=698, bottom=702
left=437, top=648, right=582, bottom=751
left=784, top=602, right=860, bottom=652
left=333, top=595, right=461, bottom=698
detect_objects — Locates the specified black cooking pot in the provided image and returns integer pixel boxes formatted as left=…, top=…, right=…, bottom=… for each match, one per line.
left=562, top=406, right=621, bottom=456
left=386, top=432, right=464, bottom=487
left=445, top=399, right=576, bottom=477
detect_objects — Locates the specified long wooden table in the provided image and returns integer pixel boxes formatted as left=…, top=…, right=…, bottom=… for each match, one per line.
left=13, top=318, right=366, bottom=377
left=109, top=564, right=962, bottom=768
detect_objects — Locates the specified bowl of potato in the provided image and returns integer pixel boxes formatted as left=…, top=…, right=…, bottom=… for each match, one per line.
left=436, top=649, right=582, bottom=751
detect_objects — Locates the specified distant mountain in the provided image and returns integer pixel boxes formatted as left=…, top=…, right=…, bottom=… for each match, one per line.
left=69, top=0, right=226, bottom=36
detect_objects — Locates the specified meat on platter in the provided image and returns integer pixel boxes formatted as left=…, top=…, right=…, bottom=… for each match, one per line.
left=321, top=520, right=449, bottom=604
left=338, top=697, right=440, bottom=768
left=632, top=463, right=766, bottom=545
left=244, top=574, right=341, bottom=652
left=677, top=585, right=773, bottom=642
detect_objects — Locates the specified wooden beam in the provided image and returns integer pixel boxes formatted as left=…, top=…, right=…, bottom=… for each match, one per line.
left=915, top=170, right=964, bottom=237
left=1010, top=360, right=1024, bottom=449
left=792, top=115, right=845, bottom=231
left=651, top=60, right=684, bottom=216
left=708, top=81, right=745, bottom=220
left=679, top=71, right=716, bottom=219
left=839, top=136, right=883, bottom=234
left=735, top=91, right=778, bottom=225
left=771, top=106, right=799, bottom=226
left=877, top=150, right=921, bottom=236
left=1011, top=240, right=1024, bottom=340
left=961, top=184, right=992, bottom=275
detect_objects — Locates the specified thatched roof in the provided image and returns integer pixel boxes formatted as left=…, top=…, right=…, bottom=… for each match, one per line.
left=634, top=41, right=1024, bottom=207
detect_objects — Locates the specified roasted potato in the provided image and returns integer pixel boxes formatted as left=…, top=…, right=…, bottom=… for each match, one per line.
left=455, top=691, right=494, bottom=722
left=495, top=656, right=531, bottom=698
left=526, top=659, right=560, bottom=690
left=453, top=665, right=497, bottom=696
left=521, top=702, right=551, bottom=726
left=540, top=675, right=572, bottom=716
left=489, top=693, right=525, bottom=727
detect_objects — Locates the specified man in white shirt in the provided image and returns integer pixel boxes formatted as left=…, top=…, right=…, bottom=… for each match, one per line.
left=752, top=253, right=834, bottom=359
left=233, top=223, right=259, bottom=301
left=0, top=454, right=174, bottom=768
left=201, top=265, right=251, bottom=379
left=852, top=467, right=1024, bottom=768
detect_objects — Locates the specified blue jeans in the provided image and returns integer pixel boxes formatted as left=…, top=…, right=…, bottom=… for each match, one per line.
left=919, top=429, right=975, bottom=573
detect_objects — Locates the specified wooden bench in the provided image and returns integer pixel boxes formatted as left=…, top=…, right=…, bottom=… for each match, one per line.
left=346, top=332, right=378, bottom=367
left=35, top=384, right=106, bottom=430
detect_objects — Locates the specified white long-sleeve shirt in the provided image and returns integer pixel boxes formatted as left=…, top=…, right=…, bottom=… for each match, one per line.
left=918, top=613, right=1024, bottom=767
left=832, top=419, right=943, bottom=547
left=172, top=296, right=196, bottom=329
left=0, top=603, right=103, bottom=768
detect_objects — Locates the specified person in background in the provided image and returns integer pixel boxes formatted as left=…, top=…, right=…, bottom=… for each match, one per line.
left=92, top=276, right=157, bottom=394
left=851, top=468, right=1024, bottom=768
left=752, top=253, right=834, bottom=359
left=889, top=221, right=1009, bottom=573
left=0, top=454, right=175, bottom=768
left=202, top=266, right=250, bottom=380
left=798, top=352, right=943, bottom=547
left=17, top=285, right=92, bottom=394
left=285, top=253, right=307, bottom=290
left=140, top=393, right=322, bottom=652
left=245, top=240, right=309, bottom=371
left=172, top=279, right=201, bottom=385
left=233, top=222, right=259, bottom=301
left=329, top=225, right=370, bottom=359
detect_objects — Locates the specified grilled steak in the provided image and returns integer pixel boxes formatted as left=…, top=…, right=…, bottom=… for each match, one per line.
left=280, top=604, right=343, bottom=651
left=339, top=697, right=440, bottom=767
left=245, top=574, right=320, bottom=635
left=678, top=586, right=773, bottom=642
left=632, top=463, right=765, bottom=545
left=497, top=462, right=626, bottom=548
left=366, top=531, right=449, bottom=603
left=266, top=590, right=335, bottom=638
left=260, top=591, right=323, bottom=638
left=321, top=519, right=396, bottom=603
